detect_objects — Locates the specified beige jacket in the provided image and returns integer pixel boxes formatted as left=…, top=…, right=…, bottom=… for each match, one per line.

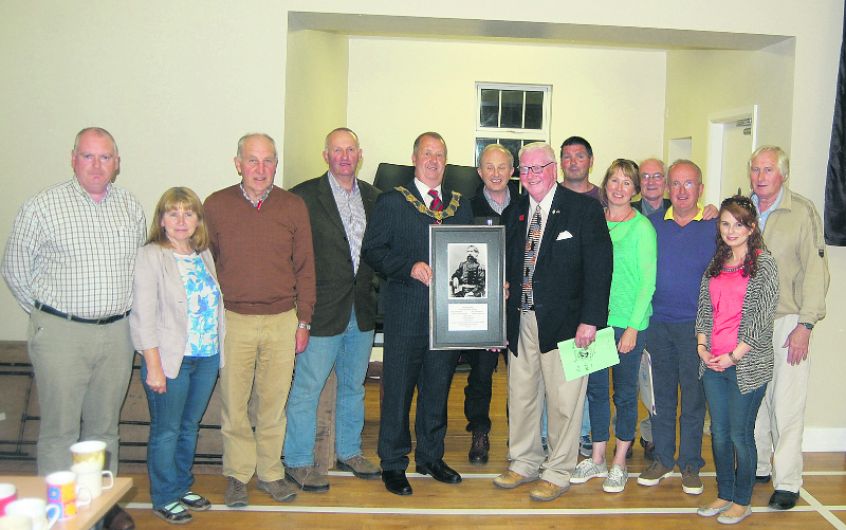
left=129, top=244, right=225, bottom=378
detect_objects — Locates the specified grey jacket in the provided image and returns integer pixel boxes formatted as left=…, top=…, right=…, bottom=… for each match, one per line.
left=130, top=244, right=225, bottom=378
left=695, top=251, right=778, bottom=393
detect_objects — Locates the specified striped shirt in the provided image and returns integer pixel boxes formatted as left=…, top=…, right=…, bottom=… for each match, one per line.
left=2, top=178, right=146, bottom=318
left=327, top=172, right=367, bottom=275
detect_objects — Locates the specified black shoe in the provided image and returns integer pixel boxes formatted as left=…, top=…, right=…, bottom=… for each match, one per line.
left=416, top=459, right=462, bottom=484
left=382, top=469, right=412, bottom=496
left=640, top=437, right=655, bottom=461
left=625, top=445, right=633, bottom=459
left=152, top=502, right=192, bottom=525
left=104, top=506, right=136, bottom=530
left=179, top=491, right=211, bottom=511
left=768, top=489, right=799, bottom=510
left=755, top=474, right=772, bottom=484
left=468, top=431, right=490, bottom=464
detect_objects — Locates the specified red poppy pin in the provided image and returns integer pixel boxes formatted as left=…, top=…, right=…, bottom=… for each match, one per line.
left=519, top=214, right=525, bottom=221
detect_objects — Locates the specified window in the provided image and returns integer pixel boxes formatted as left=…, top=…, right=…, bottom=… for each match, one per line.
left=475, top=83, right=551, bottom=167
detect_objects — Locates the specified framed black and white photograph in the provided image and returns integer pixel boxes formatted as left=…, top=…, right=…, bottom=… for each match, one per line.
left=429, top=225, right=506, bottom=350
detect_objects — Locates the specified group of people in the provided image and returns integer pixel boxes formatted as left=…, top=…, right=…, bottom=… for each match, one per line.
left=0, top=126, right=828, bottom=527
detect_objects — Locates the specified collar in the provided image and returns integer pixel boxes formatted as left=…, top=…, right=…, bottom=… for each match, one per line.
left=752, top=185, right=787, bottom=214
left=483, top=186, right=511, bottom=214
left=327, top=171, right=359, bottom=196
left=414, top=178, right=442, bottom=204
left=529, top=184, right=557, bottom=217
left=239, top=182, right=272, bottom=208
left=664, top=205, right=704, bottom=221
left=71, top=177, right=112, bottom=203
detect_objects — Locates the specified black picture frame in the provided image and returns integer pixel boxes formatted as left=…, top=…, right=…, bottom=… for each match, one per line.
left=429, top=225, right=506, bottom=350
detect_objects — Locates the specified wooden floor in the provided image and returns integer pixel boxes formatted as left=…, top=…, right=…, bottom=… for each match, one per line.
left=7, top=364, right=846, bottom=529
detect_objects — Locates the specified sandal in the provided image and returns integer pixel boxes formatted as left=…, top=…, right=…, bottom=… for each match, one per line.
left=153, top=501, right=192, bottom=524
left=180, top=491, right=212, bottom=511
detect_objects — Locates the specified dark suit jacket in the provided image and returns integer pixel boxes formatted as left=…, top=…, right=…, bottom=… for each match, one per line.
left=632, top=197, right=671, bottom=214
left=291, top=173, right=380, bottom=336
left=362, top=183, right=473, bottom=337
left=503, top=184, right=613, bottom=354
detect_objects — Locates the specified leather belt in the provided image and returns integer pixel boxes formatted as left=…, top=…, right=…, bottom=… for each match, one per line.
left=35, top=302, right=129, bottom=325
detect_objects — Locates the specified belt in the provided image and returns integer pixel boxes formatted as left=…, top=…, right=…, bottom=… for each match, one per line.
left=520, top=305, right=535, bottom=312
left=35, top=302, right=129, bottom=325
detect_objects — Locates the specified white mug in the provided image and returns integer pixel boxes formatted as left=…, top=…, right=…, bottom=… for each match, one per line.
left=0, top=514, right=33, bottom=530
left=4, top=499, right=58, bottom=530
left=69, top=440, right=106, bottom=471
left=71, top=464, right=114, bottom=499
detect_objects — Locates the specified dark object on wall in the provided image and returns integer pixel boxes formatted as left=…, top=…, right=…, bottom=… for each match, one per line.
left=825, top=4, right=846, bottom=246
left=373, top=162, right=482, bottom=200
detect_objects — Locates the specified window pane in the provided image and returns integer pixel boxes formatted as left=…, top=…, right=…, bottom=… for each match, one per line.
left=500, top=139, right=522, bottom=171
left=480, top=89, right=499, bottom=127
left=524, top=91, right=544, bottom=130
left=500, top=90, right=523, bottom=128
left=475, top=138, right=498, bottom=166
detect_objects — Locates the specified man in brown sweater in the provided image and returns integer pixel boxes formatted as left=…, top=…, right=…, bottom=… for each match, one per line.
left=204, top=133, right=316, bottom=507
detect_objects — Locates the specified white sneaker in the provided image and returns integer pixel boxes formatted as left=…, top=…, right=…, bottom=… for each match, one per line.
left=602, top=464, right=628, bottom=493
left=570, top=458, right=608, bottom=484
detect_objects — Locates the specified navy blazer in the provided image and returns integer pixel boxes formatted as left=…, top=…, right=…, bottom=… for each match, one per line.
left=503, top=184, right=613, bottom=354
left=362, top=182, right=473, bottom=337
left=291, top=173, right=380, bottom=336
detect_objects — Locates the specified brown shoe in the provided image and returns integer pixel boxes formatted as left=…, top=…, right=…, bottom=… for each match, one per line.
left=256, top=478, right=297, bottom=503
left=529, top=480, right=569, bottom=502
left=493, top=470, right=538, bottom=489
left=104, top=505, right=135, bottom=530
left=336, top=455, right=381, bottom=479
left=285, top=466, right=330, bottom=492
left=468, top=431, right=490, bottom=464
left=224, top=476, right=249, bottom=507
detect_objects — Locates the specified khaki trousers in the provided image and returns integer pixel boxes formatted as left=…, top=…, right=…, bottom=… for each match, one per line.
left=507, top=311, right=587, bottom=487
left=755, top=314, right=810, bottom=493
left=220, top=310, right=297, bottom=482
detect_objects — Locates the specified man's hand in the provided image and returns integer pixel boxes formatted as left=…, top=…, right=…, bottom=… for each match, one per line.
left=295, top=327, right=310, bottom=354
left=411, top=261, right=432, bottom=286
left=784, top=324, right=811, bottom=365
left=702, top=204, right=719, bottom=220
left=574, top=323, right=597, bottom=349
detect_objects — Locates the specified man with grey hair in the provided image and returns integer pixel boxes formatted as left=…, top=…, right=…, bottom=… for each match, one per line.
left=283, top=127, right=381, bottom=492
left=749, top=146, right=829, bottom=511
left=2, top=127, right=145, bottom=530
left=204, top=133, right=316, bottom=506
left=494, top=141, right=612, bottom=501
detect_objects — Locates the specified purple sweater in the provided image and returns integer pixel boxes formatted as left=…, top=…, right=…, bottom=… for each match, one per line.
left=649, top=213, right=716, bottom=323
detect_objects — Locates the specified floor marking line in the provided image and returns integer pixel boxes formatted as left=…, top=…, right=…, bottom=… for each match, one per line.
left=800, top=488, right=846, bottom=530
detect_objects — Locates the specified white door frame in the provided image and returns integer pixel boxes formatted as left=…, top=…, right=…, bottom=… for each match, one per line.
left=705, top=105, right=758, bottom=206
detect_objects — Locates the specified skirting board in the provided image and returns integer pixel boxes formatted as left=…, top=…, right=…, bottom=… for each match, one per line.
left=803, top=428, right=846, bottom=452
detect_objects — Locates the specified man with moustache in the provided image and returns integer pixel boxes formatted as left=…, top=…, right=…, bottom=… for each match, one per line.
left=493, top=142, right=612, bottom=501
left=204, top=133, right=316, bottom=506
left=362, top=132, right=473, bottom=496
left=748, top=146, right=829, bottom=511
left=637, top=160, right=715, bottom=495
left=464, top=144, right=519, bottom=463
left=284, top=128, right=381, bottom=492
left=2, top=127, right=145, bottom=530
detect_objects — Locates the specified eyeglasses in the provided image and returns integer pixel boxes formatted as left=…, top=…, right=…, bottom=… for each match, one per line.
left=518, top=161, right=555, bottom=174
left=640, top=173, right=664, bottom=181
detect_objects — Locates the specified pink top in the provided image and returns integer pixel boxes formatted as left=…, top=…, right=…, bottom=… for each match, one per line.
left=709, top=268, right=751, bottom=356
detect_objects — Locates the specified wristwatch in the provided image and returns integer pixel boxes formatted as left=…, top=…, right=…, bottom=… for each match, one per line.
left=800, top=322, right=814, bottom=330
left=297, top=322, right=311, bottom=330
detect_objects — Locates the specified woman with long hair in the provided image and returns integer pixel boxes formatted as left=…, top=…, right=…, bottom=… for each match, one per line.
left=571, top=159, right=656, bottom=493
left=129, top=187, right=225, bottom=524
left=695, top=195, right=778, bottom=524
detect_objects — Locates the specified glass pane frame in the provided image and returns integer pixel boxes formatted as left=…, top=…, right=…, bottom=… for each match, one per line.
left=475, top=82, right=551, bottom=165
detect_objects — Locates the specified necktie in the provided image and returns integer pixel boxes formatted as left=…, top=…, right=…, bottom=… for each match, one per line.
left=428, top=189, right=444, bottom=212
left=522, top=205, right=542, bottom=311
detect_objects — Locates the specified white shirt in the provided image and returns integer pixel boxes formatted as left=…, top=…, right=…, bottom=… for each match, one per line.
left=414, top=178, right=443, bottom=209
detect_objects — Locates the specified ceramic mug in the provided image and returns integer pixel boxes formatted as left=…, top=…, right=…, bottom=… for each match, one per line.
left=45, top=472, right=91, bottom=520
left=4, top=499, right=58, bottom=530
left=69, top=440, right=106, bottom=471
left=0, top=484, right=16, bottom=516
left=0, top=514, right=33, bottom=530
left=71, top=464, right=114, bottom=499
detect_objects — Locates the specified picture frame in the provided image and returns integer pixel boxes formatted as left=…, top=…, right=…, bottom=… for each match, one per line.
left=429, top=224, right=506, bottom=350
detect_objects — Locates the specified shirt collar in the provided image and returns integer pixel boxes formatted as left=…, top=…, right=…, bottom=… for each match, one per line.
left=664, top=205, right=704, bottom=221
left=327, top=171, right=359, bottom=196
left=71, top=177, right=112, bottom=203
left=239, top=182, right=272, bottom=208
left=483, top=186, right=511, bottom=214
left=414, top=178, right=442, bottom=204
left=529, top=184, right=556, bottom=216
left=751, top=185, right=785, bottom=215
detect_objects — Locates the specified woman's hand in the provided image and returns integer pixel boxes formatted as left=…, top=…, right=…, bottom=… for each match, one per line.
left=617, top=327, right=638, bottom=354
left=146, top=364, right=167, bottom=394
left=707, top=354, right=735, bottom=372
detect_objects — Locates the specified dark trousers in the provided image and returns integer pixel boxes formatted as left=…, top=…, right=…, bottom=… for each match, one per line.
left=645, top=321, right=706, bottom=472
left=378, top=334, right=460, bottom=471
left=463, top=350, right=500, bottom=434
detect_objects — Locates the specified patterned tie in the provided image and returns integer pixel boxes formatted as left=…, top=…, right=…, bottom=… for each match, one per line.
left=428, top=189, right=444, bottom=212
left=522, top=205, right=542, bottom=311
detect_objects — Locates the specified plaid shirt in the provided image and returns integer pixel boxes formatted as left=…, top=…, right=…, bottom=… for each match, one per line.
left=2, top=178, right=146, bottom=318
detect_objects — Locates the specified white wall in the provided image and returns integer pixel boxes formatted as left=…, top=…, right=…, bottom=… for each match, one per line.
left=347, top=37, right=666, bottom=184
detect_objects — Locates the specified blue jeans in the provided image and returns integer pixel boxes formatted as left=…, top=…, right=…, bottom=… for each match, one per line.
left=142, top=354, right=219, bottom=509
left=587, top=326, right=643, bottom=442
left=645, top=321, right=706, bottom=471
left=703, top=367, right=765, bottom=506
left=284, top=312, right=374, bottom=468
